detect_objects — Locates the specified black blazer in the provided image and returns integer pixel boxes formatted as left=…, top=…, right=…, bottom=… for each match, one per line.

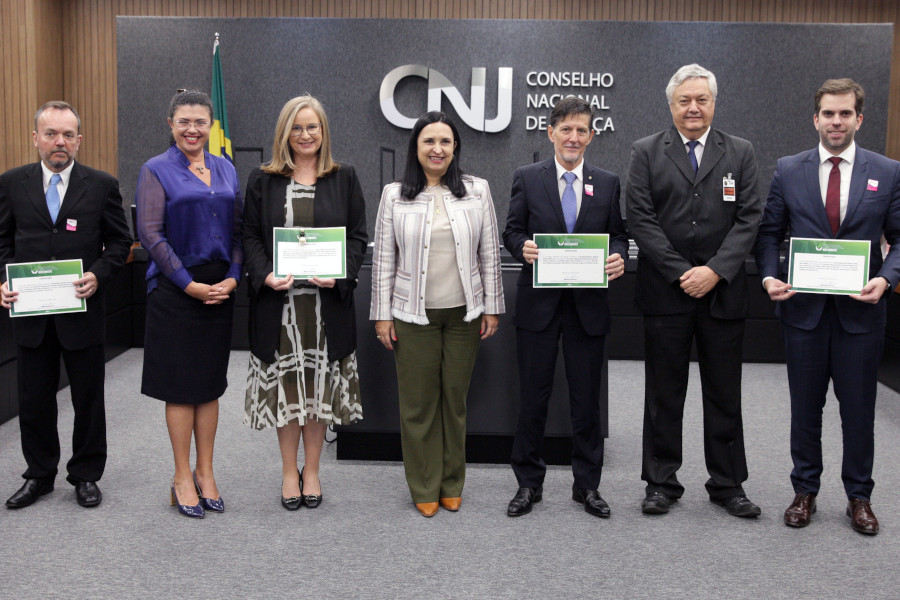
left=625, top=126, right=763, bottom=319
left=503, top=158, right=629, bottom=336
left=242, top=165, right=367, bottom=362
left=0, top=161, right=131, bottom=349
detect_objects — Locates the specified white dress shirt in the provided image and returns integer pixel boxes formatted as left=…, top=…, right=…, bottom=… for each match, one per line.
left=40, top=161, right=75, bottom=207
left=677, top=128, right=711, bottom=168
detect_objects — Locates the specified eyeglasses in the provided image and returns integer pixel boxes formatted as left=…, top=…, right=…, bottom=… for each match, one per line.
left=174, top=119, right=210, bottom=130
left=290, top=124, right=321, bottom=137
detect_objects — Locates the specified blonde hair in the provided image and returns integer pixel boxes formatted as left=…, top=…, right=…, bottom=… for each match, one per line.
left=262, top=95, right=338, bottom=177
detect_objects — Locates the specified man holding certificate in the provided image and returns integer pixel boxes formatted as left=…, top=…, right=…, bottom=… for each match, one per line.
left=0, top=101, right=131, bottom=509
left=503, top=97, right=628, bottom=519
left=755, top=79, right=900, bottom=535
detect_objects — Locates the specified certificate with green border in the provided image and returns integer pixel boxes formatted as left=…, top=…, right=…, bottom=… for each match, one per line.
left=533, top=233, right=609, bottom=288
left=6, top=259, right=86, bottom=317
left=788, top=237, right=870, bottom=295
left=273, top=226, right=347, bottom=279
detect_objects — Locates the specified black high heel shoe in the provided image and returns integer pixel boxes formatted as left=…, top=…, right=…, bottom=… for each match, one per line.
left=281, top=468, right=302, bottom=511
left=170, top=480, right=204, bottom=519
left=193, top=471, right=224, bottom=513
left=300, top=467, right=322, bottom=509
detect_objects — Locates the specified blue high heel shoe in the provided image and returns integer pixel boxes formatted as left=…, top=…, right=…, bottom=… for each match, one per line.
left=193, top=471, right=225, bottom=513
left=170, top=480, right=204, bottom=518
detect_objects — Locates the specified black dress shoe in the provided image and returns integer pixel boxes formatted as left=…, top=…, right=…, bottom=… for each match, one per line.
left=642, top=491, right=675, bottom=514
left=507, top=486, right=542, bottom=517
left=282, top=468, right=302, bottom=511
left=75, top=481, right=102, bottom=507
left=6, top=479, right=54, bottom=509
left=300, top=467, right=322, bottom=509
left=572, top=484, right=610, bottom=518
left=713, top=495, right=761, bottom=518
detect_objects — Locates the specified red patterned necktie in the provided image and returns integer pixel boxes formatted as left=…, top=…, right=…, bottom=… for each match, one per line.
left=826, top=156, right=841, bottom=235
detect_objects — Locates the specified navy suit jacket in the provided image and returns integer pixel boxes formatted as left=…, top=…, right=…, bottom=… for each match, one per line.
left=755, top=145, right=900, bottom=333
left=0, top=161, right=131, bottom=349
left=503, top=158, right=628, bottom=336
left=625, top=126, right=763, bottom=319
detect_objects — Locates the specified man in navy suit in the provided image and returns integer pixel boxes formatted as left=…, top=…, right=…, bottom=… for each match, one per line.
left=755, top=79, right=900, bottom=535
left=626, top=64, right=763, bottom=518
left=503, top=97, right=628, bottom=518
left=0, top=101, right=131, bottom=509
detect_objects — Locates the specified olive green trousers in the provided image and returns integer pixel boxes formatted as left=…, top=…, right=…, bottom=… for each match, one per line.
left=393, top=307, right=482, bottom=503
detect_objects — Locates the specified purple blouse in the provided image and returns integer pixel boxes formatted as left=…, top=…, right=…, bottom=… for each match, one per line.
left=136, top=144, right=243, bottom=292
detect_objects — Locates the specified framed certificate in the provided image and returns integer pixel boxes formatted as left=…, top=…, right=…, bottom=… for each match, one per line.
left=788, top=237, right=870, bottom=295
left=6, top=259, right=86, bottom=317
left=532, top=233, right=609, bottom=288
left=273, top=226, right=347, bottom=279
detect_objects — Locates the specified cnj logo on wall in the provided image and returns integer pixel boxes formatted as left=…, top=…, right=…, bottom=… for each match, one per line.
left=380, top=65, right=513, bottom=132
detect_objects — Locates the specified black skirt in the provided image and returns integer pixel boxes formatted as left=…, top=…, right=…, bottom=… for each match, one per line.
left=141, top=261, right=235, bottom=404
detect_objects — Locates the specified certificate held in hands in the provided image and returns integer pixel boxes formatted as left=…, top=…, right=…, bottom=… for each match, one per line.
left=273, top=226, right=347, bottom=279
left=788, top=237, right=871, bottom=295
left=6, top=259, right=86, bottom=317
left=532, top=233, right=609, bottom=288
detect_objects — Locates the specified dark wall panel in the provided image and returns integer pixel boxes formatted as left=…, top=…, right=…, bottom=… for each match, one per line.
left=117, top=18, right=892, bottom=240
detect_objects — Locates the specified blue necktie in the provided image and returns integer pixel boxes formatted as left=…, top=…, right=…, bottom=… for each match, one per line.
left=687, top=140, right=700, bottom=174
left=46, top=173, right=61, bottom=223
left=561, top=171, right=577, bottom=233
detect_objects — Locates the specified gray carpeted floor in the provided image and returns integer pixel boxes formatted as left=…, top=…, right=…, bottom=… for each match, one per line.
left=2, top=349, right=899, bottom=599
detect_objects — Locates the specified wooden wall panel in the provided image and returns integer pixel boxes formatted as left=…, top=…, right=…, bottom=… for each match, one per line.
left=2, top=0, right=899, bottom=174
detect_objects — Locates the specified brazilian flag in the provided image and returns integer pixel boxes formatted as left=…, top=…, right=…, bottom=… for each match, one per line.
left=209, top=35, right=233, bottom=162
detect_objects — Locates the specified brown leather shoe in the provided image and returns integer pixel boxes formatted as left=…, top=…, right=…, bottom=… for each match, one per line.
left=784, top=492, right=816, bottom=527
left=415, top=502, right=439, bottom=517
left=847, top=498, right=879, bottom=535
left=439, top=497, right=461, bottom=511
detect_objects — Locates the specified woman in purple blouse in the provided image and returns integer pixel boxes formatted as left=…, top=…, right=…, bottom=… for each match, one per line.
left=136, top=89, right=242, bottom=519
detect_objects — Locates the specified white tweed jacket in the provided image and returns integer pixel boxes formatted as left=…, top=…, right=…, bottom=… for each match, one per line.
left=370, top=176, right=505, bottom=325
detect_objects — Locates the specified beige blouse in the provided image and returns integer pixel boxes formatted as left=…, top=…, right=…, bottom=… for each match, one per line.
left=425, top=186, right=466, bottom=309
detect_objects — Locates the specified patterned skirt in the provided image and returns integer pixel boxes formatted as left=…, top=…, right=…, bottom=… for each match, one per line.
left=244, top=287, right=362, bottom=429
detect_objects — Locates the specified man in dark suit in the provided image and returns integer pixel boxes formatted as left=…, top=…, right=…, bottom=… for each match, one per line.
left=626, top=64, right=763, bottom=518
left=503, top=97, right=628, bottom=518
left=755, top=79, right=900, bottom=535
left=0, top=101, right=131, bottom=509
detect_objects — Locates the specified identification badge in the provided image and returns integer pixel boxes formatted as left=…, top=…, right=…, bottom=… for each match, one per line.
left=584, top=184, right=594, bottom=196
left=722, top=174, right=736, bottom=202
left=66, top=219, right=77, bottom=231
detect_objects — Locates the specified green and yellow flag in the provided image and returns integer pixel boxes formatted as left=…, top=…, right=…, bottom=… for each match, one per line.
left=209, top=34, right=233, bottom=162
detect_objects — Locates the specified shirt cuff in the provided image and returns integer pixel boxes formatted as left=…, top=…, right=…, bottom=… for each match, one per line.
left=170, top=267, right=193, bottom=291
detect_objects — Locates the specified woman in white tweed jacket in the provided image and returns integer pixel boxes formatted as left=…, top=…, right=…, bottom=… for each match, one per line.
left=370, top=111, right=504, bottom=517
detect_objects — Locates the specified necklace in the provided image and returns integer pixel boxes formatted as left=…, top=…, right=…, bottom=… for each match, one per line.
left=194, top=165, right=205, bottom=174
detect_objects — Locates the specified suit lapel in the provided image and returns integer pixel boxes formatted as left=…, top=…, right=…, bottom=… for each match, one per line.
left=842, top=149, right=870, bottom=230
left=22, top=163, right=55, bottom=225
left=57, top=162, right=88, bottom=224
left=801, top=150, right=834, bottom=236
left=662, top=128, right=696, bottom=184
left=540, top=159, right=567, bottom=231
left=695, top=129, right=724, bottom=183
left=575, top=165, right=597, bottom=232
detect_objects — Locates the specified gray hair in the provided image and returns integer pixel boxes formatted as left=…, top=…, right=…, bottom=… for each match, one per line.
left=34, top=101, right=81, bottom=134
left=665, top=64, right=718, bottom=104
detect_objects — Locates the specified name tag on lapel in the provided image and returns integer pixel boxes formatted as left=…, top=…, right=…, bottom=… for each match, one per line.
left=66, top=219, right=77, bottom=231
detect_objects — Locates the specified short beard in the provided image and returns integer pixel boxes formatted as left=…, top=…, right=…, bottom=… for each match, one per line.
left=45, top=152, right=72, bottom=171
